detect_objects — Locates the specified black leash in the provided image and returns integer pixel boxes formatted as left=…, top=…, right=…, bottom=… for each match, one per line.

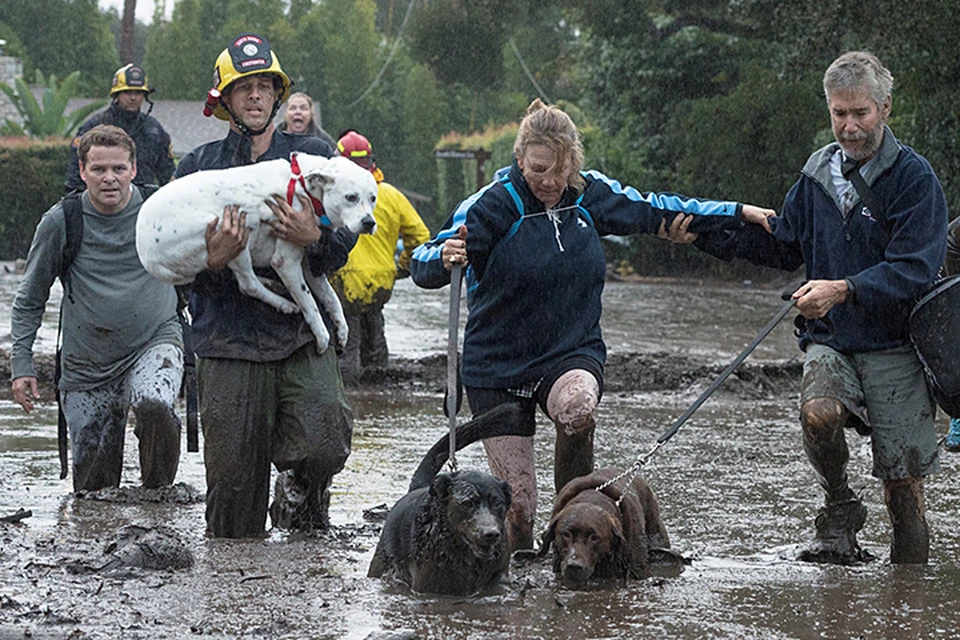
left=599, top=292, right=797, bottom=495
left=656, top=292, right=797, bottom=445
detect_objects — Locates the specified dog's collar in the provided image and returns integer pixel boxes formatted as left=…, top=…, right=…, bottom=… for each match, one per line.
left=287, top=154, right=332, bottom=226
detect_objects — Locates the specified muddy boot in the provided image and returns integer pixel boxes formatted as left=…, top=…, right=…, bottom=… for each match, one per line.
left=134, top=399, right=181, bottom=489
left=797, top=497, right=870, bottom=565
left=885, top=478, right=929, bottom=564
left=797, top=398, right=871, bottom=565
left=269, top=470, right=331, bottom=532
left=554, top=428, right=594, bottom=493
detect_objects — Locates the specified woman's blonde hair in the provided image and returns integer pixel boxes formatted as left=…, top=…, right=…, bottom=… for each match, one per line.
left=513, top=99, right=585, bottom=192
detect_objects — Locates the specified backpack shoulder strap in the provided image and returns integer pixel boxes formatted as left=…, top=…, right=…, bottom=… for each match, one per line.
left=137, top=183, right=161, bottom=200
left=59, top=192, right=84, bottom=302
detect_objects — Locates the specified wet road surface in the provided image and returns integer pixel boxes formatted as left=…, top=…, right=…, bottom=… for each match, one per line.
left=2, top=274, right=960, bottom=639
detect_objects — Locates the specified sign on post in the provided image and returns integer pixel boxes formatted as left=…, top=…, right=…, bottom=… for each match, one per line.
left=435, top=148, right=492, bottom=191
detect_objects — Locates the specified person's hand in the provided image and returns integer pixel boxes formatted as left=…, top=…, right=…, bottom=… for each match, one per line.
left=205, top=204, right=249, bottom=271
left=792, top=279, right=848, bottom=319
left=12, top=376, right=39, bottom=413
left=741, top=205, right=777, bottom=233
left=658, top=214, right=697, bottom=244
left=442, top=225, right=468, bottom=271
left=264, top=194, right=322, bottom=247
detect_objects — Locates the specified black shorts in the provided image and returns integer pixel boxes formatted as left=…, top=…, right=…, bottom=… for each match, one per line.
left=465, top=355, right=604, bottom=427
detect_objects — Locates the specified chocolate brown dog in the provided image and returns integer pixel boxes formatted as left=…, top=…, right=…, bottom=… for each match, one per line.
left=541, top=468, right=672, bottom=588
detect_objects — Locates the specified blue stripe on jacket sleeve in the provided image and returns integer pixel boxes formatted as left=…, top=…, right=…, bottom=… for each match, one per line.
left=412, top=177, right=502, bottom=264
left=583, top=170, right=738, bottom=217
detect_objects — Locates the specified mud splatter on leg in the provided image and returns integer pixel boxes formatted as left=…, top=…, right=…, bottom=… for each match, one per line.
left=546, top=369, right=599, bottom=492
left=128, top=344, right=184, bottom=488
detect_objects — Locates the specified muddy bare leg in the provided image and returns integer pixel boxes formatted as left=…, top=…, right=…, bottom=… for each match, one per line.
left=797, top=397, right=869, bottom=564
left=547, top=370, right=598, bottom=492
left=483, top=435, right=536, bottom=551
left=884, top=477, right=929, bottom=564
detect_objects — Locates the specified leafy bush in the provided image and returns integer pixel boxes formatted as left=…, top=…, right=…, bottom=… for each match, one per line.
left=0, top=138, right=71, bottom=259
left=0, top=70, right=106, bottom=138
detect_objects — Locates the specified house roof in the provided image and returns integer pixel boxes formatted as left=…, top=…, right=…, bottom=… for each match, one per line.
left=65, top=96, right=228, bottom=157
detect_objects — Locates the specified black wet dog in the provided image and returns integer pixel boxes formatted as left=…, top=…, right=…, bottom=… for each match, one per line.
left=368, top=404, right=529, bottom=596
left=368, top=469, right=511, bottom=595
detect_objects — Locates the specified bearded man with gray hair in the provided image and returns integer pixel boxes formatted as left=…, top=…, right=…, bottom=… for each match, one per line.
left=670, top=51, right=948, bottom=564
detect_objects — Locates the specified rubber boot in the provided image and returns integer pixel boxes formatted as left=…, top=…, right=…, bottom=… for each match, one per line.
left=270, top=469, right=331, bottom=532
left=135, top=398, right=181, bottom=489
left=797, top=400, right=871, bottom=565
left=944, top=418, right=960, bottom=452
left=554, top=425, right=594, bottom=493
left=884, top=478, right=929, bottom=564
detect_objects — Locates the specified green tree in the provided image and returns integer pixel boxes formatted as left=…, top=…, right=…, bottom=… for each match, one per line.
left=661, top=66, right=823, bottom=209
left=0, top=0, right=119, bottom=96
left=143, top=0, right=206, bottom=99
left=0, top=70, right=106, bottom=138
left=295, top=0, right=380, bottom=131
left=406, top=0, right=512, bottom=89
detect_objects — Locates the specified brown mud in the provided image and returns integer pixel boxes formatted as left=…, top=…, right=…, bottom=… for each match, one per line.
left=0, top=347, right=805, bottom=640
left=6, top=341, right=960, bottom=640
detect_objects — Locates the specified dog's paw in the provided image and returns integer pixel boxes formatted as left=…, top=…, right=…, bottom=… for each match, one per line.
left=276, top=300, right=300, bottom=314
left=315, top=336, right=331, bottom=353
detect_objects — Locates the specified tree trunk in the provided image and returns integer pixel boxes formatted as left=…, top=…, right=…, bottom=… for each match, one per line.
left=120, top=0, right=137, bottom=64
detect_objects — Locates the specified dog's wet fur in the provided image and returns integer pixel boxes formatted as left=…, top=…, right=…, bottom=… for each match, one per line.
left=368, top=404, right=531, bottom=596
left=368, top=469, right=512, bottom=596
left=541, top=468, right=673, bottom=588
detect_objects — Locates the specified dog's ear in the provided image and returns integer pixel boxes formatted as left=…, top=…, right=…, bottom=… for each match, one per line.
left=305, top=172, right=332, bottom=198
left=608, top=512, right=626, bottom=550
left=429, top=473, right=452, bottom=500
left=499, top=478, right=512, bottom=507
left=540, top=512, right=561, bottom=556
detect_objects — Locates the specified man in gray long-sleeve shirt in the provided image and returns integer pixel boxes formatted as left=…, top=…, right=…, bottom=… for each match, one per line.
left=11, top=125, right=183, bottom=492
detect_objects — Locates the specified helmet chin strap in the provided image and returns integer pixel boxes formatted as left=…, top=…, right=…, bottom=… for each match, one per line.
left=226, top=97, right=283, bottom=138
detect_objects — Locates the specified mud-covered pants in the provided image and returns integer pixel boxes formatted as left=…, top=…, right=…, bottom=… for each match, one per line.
left=339, top=303, right=388, bottom=385
left=61, top=343, right=184, bottom=493
left=198, top=343, right=353, bottom=538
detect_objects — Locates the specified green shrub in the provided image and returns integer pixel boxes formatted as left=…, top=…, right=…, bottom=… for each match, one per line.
left=0, top=138, right=71, bottom=259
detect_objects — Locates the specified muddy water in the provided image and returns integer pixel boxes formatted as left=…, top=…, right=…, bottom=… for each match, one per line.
left=2, top=272, right=960, bottom=639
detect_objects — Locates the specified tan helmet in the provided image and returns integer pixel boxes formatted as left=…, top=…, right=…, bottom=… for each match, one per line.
left=110, top=64, right=151, bottom=96
left=208, top=33, right=291, bottom=121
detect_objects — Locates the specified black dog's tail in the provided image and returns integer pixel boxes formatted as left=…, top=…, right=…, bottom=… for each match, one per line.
left=408, top=403, right=531, bottom=492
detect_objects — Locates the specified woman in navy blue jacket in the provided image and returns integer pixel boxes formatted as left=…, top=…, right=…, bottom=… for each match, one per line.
left=412, top=99, right=772, bottom=551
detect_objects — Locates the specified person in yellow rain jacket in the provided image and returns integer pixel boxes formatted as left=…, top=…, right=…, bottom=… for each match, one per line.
left=332, top=130, right=431, bottom=384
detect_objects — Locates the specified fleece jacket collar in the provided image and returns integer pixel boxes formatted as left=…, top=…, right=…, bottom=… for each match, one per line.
left=800, top=125, right=902, bottom=212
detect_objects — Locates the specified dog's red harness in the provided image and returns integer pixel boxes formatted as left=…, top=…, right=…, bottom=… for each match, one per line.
left=287, top=153, right=331, bottom=226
